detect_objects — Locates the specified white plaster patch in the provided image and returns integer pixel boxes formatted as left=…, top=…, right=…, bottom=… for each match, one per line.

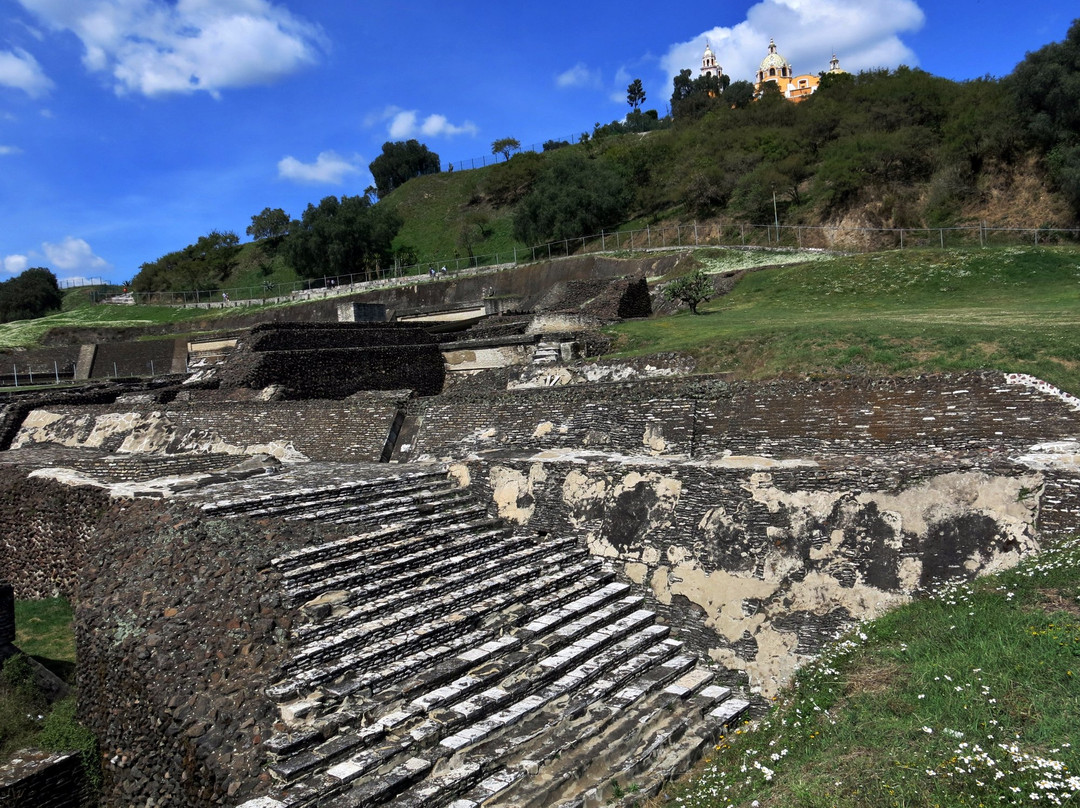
left=864, top=471, right=1040, bottom=537
left=624, top=562, right=648, bottom=584
left=489, top=463, right=547, bottom=524
left=561, top=469, right=607, bottom=527
left=533, top=421, right=554, bottom=438
left=447, top=464, right=471, bottom=488
left=642, top=424, right=667, bottom=455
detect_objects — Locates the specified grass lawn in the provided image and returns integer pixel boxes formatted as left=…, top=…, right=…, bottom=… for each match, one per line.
left=652, top=536, right=1080, bottom=808
left=610, top=246, right=1080, bottom=394
left=1, top=598, right=81, bottom=760
left=14, top=598, right=76, bottom=682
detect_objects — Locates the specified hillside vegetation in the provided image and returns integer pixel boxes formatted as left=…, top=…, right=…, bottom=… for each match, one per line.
left=124, top=19, right=1080, bottom=297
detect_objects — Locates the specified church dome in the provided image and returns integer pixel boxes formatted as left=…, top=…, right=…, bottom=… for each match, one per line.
left=758, top=39, right=790, bottom=72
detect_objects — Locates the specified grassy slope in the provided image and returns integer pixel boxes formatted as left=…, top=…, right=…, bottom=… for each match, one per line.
left=1, top=599, right=78, bottom=758
left=381, top=166, right=525, bottom=265
left=655, top=538, right=1080, bottom=808
left=611, top=245, right=1080, bottom=394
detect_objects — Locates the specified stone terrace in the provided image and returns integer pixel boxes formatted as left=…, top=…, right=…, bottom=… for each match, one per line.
left=186, top=465, right=750, bottom=808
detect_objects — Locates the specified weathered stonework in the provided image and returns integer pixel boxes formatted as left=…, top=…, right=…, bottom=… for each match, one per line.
left=1, top=366, right=1079, bottom=806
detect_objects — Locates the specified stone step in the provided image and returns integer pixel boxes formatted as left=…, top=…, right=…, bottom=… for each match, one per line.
left=402, top=583, right=640, bottom=718
left=283, top=515, right=505, bottom=599
left=283, top=522, right=522, bottom=605
left=270, top=543, right=595, bottom=703
left=285, top=534, right=582, bottom=639
left=460, top=637, right=686, bottom=778
left=265, top=583, right=651, bottom=799
left=205, top=469, right=450, bottom=517
left=274, top=487, right=470, bottom=526
left=284, top=628, right=675, bottom=807
left=436, top=605, right=658, bottom=756
left=497, top=669, right=743, bottom=808
left=272, top=505, right=493, bottom=575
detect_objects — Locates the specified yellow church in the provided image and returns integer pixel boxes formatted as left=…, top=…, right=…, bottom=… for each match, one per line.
left=701, top=38, right=845, bottom=102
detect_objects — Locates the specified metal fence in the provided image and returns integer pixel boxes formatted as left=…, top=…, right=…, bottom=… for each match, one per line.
left=114, top=221, right=1080, bottom=309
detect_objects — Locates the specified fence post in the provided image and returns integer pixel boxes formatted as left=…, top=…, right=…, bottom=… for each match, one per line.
left=694, top=222, right=699, bottom=246
left=27, top=366, right=32, bottom=385
left=647, top=225, right=651, bottom=248
left=939, top=229, right=945, bottom=248
left=54, top=361, right=59, bottom=384
left=13, top=365, right=17, bottom=387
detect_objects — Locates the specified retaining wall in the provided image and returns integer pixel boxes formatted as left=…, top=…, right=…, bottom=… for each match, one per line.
left=0, top=468, right=112, bottom=599
left=12, top=397, right=404, bottom=463
left=0, top=750, right=90, bottom=808
left=404, top=372, right=1080, bottom=462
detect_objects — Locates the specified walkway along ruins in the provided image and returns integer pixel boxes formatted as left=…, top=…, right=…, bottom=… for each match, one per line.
left=1, top=257, right=1079, bottom=807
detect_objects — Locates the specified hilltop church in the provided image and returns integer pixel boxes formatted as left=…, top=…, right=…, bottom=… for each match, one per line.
left=701, top=38, right=845, bottom=102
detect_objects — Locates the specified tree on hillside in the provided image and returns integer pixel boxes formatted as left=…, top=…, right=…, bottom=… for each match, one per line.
left=0, top=267, right=63, bottom=323
left=511, top=151, right=629, bottom=245
left=491, top=137, right=521, bottom=162
left=627, top=78, right=646, bottom=110
left=246, top=207, right=290, bottom=241
left=671, top=70, right=733, bottom=119
left=132, top=230, right=241, bottom=294
left=368, top=140, right=440, bottom=198
left=1010, top=17, right=1080, bottom=215
left=663, top=269, right=713, bottom=315
left=283, top=195, right=402, bottom=281
left=724, top=80, right=756, bottom=109
left=479, top=150, right=543, bottom=206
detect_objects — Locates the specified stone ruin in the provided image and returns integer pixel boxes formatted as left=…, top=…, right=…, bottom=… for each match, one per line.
left=0, top=308, right=1079, bottom=807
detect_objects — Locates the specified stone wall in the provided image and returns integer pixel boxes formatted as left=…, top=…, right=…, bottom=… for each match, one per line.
left=0, top=583, right=13, bottom=644
left=0, top=750, right=90, bottom=808
left=404, top=372, right=1080, bottom=462
left=413, top=371, right=1080, bottom=695
left=12, top=397, right=404, bottom=463
left=453, top=454, right=1042, bottom=695
left=217, top=324, right=445, bottom=399
left=89, top=339, right=176, bottom=379
left=71, top=499, right=332, bottom=807
left=0, top=468, right=112, bottom=599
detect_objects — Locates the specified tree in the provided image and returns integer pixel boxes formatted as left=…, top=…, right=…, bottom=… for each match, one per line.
left=283, top=195, right=402, bottom=281
left=627, top=78, right=646, bottom=110
left=0, top=267, right=63, bottom=323
left=246, top=207, right=290, bottom=241
left=131, top=230, right=241, bottom=294
left=663, top=269, right=713, bottom=315
left=512, top=151, right=629, bottom=245
left=1009, top=18, right=1080, bottom=214
left=724, top=80, right=756, bottom=109
left=491, top=137, right=521, bottom=162
left=368, top=140, right=440, bottom=198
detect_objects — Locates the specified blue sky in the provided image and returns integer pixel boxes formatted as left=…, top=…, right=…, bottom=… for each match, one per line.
left=0, top=0, right=1074, bottom=285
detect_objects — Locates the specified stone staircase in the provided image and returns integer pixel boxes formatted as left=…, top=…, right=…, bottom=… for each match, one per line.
left=217, top=469, right=750, bottom=808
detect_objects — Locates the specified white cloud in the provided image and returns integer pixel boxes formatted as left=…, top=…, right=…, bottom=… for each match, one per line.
left=382, top=108, right=478, bottom=139
left=16, top=0, right=325, bottom=97
left=0, top=47, right=54, bottom=97
left=42, top=236, right=110, bottom=272
left=556, top=62, right=600, bottom=89
left=3, top=255, right=28, bottom=274
left=0, top=145, right=23, bottom=155
left=660, top=0, right=924, bottom=87
left=277, top=150, right=361, bottom=185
